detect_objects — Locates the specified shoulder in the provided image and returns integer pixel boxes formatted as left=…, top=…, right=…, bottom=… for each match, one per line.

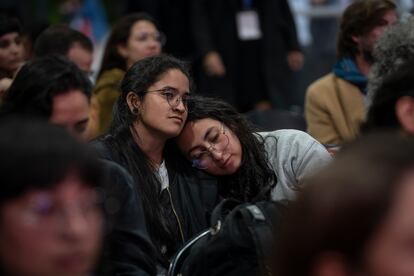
left=259, top=129, right=318, bottom=147
left=306, top=73, right=336, bottom=97
left=258, top=129, right=330, bottom=161
left=94, top=69, right=126, bottom=93
left=89, top=137, right=116, bottom=161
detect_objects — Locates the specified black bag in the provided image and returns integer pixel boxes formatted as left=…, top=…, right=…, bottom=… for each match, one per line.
left=168, top=199, right=286, bottom=276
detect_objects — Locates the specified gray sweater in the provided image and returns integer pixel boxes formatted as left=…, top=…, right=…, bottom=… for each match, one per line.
left=258, top=130, right=331, bottom=201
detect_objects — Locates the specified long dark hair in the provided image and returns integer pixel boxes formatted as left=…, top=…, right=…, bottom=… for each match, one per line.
left=185, top=96, right=276, bottom=202
left=98, top=13, right=160, bottom=77
left=99, top=55, right=192, bottom=263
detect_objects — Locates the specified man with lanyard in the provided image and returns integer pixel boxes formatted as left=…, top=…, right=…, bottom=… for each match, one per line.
left=305, top=0, right=397, bottom=146
left=191, top=0, right=303, bottom=112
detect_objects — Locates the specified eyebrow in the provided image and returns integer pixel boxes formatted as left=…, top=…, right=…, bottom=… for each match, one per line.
left=187, top=126, right=215, bottom=155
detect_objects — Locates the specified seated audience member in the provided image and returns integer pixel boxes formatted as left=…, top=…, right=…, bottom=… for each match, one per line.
left=363, top=58, right=414, bottom=134
left=305, top=0, right=397, bottom=145
left=92, top=12, right=164, bottom=136
left=0, top=55, right=91, bottom=140
left=33, top=24, right=93, bottom=74
left=0, top=117, right=104, bottom=276
left=276, top=133, right=414, bottom=276
left=176, top=96, right=331, bottom=202
left=0, top=14, right=25, bottom=97
left=93, top=55, right=218, bottom=267
left=0, top=55, right=157, bottom=275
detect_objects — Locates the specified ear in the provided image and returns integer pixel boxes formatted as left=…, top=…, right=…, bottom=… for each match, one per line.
left=395, top=96, right=414, bottom=134
left=126, top=92, right=141, bottom=114
left=117, top=43, right=128, bottom=59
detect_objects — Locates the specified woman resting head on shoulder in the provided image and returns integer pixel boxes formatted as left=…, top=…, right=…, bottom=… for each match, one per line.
left=176, top=96, right=331, bottom=202
left=96, top=55, right=218, bottom=265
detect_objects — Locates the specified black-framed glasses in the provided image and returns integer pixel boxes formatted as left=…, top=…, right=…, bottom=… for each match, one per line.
left=191, top=124, right=230, bottom=170
left=146, top=87, right=191, bottom=110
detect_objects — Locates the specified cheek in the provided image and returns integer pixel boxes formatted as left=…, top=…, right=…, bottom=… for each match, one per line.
left=0, top=224, right=54, bottom=275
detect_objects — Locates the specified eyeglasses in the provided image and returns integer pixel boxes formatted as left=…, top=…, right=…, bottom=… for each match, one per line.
left=17, top=193, right=102, bottom=233
left=147, top=87, right=191, bottom=111
left=135, top=32, right=166, bottom=46
left=191, top=124, right=230, bottom=170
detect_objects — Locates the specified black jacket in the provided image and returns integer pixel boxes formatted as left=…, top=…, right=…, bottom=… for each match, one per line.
left=96, top=159, right=157, bottom=275
left=191, top=0, right=301, bottom=109
left=92, top=138, right=219, bottom=270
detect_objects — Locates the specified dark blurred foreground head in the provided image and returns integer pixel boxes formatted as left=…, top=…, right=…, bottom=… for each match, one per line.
left=276, top=132, right=414, bottom=276
left=0, top=117, right=104, bottom=276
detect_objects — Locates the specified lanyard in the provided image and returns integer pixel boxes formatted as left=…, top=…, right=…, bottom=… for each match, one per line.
left=242, top=0, right=253, bottom=9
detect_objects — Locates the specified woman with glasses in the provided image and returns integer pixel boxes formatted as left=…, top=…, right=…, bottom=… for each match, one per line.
left=93, top=55, right=218, bottom=269
left=177, top=96, right=331, bottom=202
left=91, top=12, right=165, bottom=137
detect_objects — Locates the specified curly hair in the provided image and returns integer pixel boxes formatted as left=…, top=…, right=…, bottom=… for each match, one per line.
left=184, top=96, right=277, bottom=202
left=362, top=58, right=414, bottom=132
left=367, top=17, right=414, bottom=102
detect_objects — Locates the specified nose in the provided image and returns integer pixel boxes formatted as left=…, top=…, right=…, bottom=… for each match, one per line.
left=210, top=148, right=225, bottom=161
left=148, top=37, right=161, bottom=49
left=173, top=97, right=186, bottom=113
left=9, top=42, right=20, bottom=55
left=60, top=207, right=89, bottom=240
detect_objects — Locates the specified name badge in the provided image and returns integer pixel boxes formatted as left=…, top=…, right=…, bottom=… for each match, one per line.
left=236, top=10, right=262, bottom=41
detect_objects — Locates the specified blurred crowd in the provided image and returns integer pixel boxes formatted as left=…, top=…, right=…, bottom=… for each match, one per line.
left=2, top=0, right=414, bottom=275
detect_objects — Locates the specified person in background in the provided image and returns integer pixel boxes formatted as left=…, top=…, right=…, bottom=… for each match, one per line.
left=93, top=55, right=218, bottom=268
left=0, top=55, right=91, bottom=140
left=275, top=132, right=414, bottom=276
left=0, top=117, right=104, bottom=276
left=305, top=0, right=397, bottom=145
left=33, top=24, right=94, bottom=75
left=91, top=12, right=164, bottom=137
left=191, top=0, right=303, bottom=112
left=176, top=96, right=330, bottom=202
left=123, top=0, right=195, bottom=61
left=0, top=14, right=25, bottom=97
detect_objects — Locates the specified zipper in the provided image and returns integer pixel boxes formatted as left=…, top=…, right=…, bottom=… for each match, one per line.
left=166, top=187, right=185, bottom=243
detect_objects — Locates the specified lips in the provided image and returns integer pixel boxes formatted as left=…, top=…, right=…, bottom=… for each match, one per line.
left=55, top=252, right=90, bottom=273
left=219, top=155, right=232, bottom=168
left=169, top=116, right=183, bottom=123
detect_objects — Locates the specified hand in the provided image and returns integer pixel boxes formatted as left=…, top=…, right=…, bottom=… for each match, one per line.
left=287, top=51, right=304, bottom=71
left=203, top=51, right=226, bottom=77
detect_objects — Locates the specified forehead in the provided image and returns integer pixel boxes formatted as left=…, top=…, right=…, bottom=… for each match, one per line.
left=179, top=118, right=221, bottom=142
left=0, top=32, right=20, bottom=41
left=151, top=69, right=190, bottom=90
left=50, top=90, right=89, bottom=121
left=130, top=20, right=157, bottom=34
